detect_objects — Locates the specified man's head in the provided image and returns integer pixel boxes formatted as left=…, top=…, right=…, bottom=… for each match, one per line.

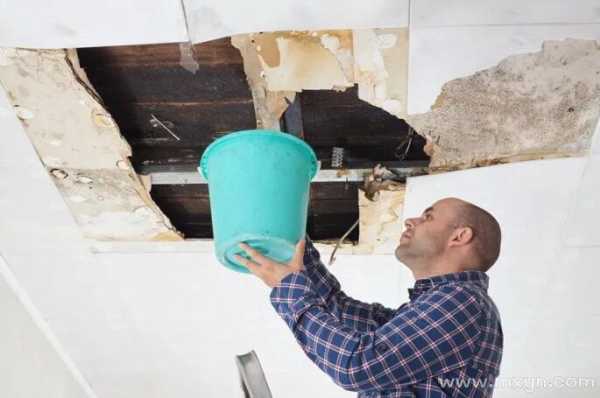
left=395, top=197, right=501, bottom=277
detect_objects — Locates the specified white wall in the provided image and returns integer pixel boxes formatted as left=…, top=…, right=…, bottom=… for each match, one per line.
left=0, top=255, right=96, bottom=398
left=404, top=157, right=600, bottom=397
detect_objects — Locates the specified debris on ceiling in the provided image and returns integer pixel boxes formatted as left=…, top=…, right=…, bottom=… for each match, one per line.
left=353, top=29, right=409, bottom=118
left=357, top=165, right=406, bottom=254
left=231, top=29, right=409, bottom=121
left=230, top=35, right=296, bottom=130
left=75, top=36, right=427, bottom=248
left=406, top=39, right=600, bottom=172
left=3, top=32, right=597, bottom=252
left=0, top=48, right=181, bottom=240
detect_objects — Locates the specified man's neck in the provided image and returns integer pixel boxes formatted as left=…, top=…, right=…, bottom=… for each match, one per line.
left=411, top=258, right=465, bottom=281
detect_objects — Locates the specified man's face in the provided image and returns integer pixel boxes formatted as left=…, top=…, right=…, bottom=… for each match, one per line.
left=395, top=199, right=459, bottom=267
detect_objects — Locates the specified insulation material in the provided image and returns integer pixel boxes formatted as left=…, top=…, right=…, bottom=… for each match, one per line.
left=354, top=28, right=409, bottom=118
left=0, top=48, right=181, bottom=241
left=357, top=186, right=406, bottom=254
left=233, top=29, right=409, bottom=117
left=231, top=35, right=295, bottom=130
left=406, top=39, right=600, bottom=172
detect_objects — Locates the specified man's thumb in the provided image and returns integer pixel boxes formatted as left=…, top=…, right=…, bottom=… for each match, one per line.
left=290, top=238, right=306, bottom=269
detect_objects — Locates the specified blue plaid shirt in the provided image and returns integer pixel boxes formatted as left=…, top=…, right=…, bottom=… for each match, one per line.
left=270, top=237, right=503, bottom=397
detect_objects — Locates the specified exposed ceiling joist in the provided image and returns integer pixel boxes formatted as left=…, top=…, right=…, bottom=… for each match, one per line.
left=147, top=163, right=428, bottom=185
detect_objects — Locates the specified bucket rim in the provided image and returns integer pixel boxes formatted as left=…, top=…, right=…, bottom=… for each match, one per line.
left=199, top=129, right=318, bottom=180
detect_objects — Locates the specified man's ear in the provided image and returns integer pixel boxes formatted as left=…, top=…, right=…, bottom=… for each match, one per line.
left=449, top=226, right=474, bottom=247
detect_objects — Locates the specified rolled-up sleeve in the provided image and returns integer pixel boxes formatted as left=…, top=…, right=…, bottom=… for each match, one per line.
left=270, top=272, right=482, bottom=392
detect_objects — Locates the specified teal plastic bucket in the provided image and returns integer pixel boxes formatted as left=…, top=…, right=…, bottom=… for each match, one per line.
left=199, top=130, right=318, bottom=273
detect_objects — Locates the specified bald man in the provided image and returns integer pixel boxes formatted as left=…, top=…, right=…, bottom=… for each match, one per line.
left=237, top=197, right=503, bottom=397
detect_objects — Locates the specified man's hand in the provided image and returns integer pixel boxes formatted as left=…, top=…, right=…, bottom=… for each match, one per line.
left=235, top=239, right=306, bottom=288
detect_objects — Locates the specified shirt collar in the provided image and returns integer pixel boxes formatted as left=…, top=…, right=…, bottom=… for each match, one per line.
left=407, top=270, right=489, bottom=301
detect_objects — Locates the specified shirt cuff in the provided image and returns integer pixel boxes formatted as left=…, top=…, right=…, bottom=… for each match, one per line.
left=270, top=271, right=324, bottom=328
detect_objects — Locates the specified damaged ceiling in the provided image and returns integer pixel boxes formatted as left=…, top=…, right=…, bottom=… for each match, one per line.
left=1, top=11, right=599, bottom=252
left=0, top=48, right=180, bottom=241
left=75, top=35, right=428, bottom=245
left=407, top=39, right=600, bottom=171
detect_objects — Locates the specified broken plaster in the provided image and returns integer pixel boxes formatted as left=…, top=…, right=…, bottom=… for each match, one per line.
left=406, top=39, right=600, bottom=172
left=0, top=48, right=181, bottom=241
left=357, top=185, right=405, bottom=255
left=232, top=29, right=410, bottom=126
left=353, top=28, right=409, bottom=118
left=52, top=168, right=181, bottom=241
left=255, top=31, right=354, bottom=92
left=231, top=34, right=295, bottom=130
left=178, top=42, right=200, bottom=74
left=231, top=30, right=410, bottom=251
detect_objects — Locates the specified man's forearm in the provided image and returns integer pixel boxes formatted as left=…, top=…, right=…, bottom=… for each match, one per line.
left=302, top=236, right=396, bottom=332
left=270, top=271, right=483, bottom=393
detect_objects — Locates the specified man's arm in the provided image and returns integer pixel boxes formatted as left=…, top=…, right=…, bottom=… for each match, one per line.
left=302, top=236, right=397, bottom=332
left=270, top=271, right=481, bottom=392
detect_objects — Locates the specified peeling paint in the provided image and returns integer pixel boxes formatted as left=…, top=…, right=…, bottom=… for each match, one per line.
left=320, top=33, right=355, bottom=85
left=354, top=28, right=409, bottom=118
left=0, top=48, right=181, bottom=241
left=406, top=39, right=600, bottom=171
left=357, top=186, right=405, bottom=254
left=0, top=49, right=130, bottom=169
left=233, top=29, right=409, bottom=121
left=178, top=42, right=200, bottom=74
left=235, top=31, right=355, bottom=92
left=52, top=169, right=180, bottom=241
left=231, top=35, right=295, bottom=130
left=91, top=108, right=117, bottom=129
left=266, top=35, right=352, bottom=91
left=75, top=175, right=93, bottom=184
left=0, top=48, right=18, bottom=66
left=13, top=105, right=34, bottom=120
left=50, top=168, right=68, bottom=180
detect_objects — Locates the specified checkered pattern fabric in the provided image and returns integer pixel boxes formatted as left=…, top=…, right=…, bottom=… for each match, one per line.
left=270, top=237, right=503, bottom=397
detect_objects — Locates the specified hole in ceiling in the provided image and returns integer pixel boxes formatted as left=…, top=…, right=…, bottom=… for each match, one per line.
left=77, top=38, right=429, bottom=242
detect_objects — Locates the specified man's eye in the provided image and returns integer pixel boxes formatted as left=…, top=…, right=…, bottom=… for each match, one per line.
left=425, top=214, right=432, bottom=220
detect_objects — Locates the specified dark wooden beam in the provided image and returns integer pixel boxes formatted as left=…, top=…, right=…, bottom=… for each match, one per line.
left=282, top=95, right=304, bottom=138
left=77, top=38, right=243, bottom=67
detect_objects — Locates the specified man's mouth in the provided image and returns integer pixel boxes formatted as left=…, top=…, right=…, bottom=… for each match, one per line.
left=400, top=232, right=411, bottom=241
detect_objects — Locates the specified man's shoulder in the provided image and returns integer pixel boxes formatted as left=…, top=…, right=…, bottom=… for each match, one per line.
left=424, top=282, right=484, bottom=303
left=408, top=282, right=488, bottom=321
left=421, top=281, right=501, bottom=324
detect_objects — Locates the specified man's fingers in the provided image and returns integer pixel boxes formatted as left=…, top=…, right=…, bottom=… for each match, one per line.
left=291, top=238, right=306, bottom=268
left=238, top=243, right=270, bottom=265
left=234, top=254, right=261, bottom=274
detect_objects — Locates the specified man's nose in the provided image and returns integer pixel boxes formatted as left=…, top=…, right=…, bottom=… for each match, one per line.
left=405, top=217, right=418, bottom=230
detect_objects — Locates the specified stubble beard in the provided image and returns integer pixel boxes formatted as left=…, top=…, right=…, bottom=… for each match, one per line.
left=395, top=235, right=441, bottom=273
